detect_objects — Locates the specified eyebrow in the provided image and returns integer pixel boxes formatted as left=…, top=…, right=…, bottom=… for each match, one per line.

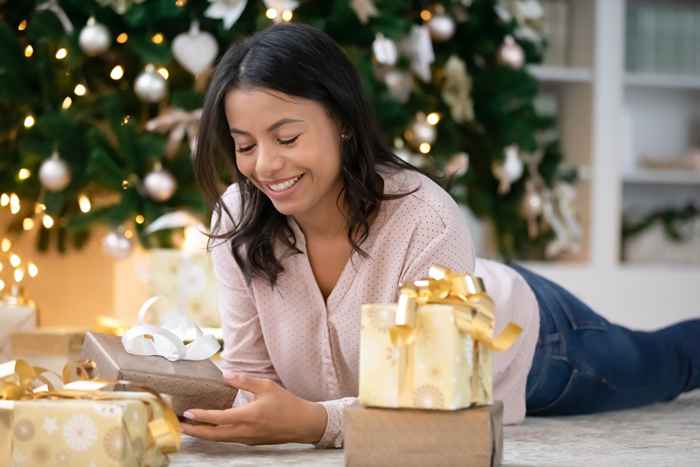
left=229, top=118, right=304, bottom=136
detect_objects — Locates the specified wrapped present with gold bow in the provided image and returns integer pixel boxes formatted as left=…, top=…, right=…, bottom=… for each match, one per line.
left=1, top=359, right=180, bottom=467
left=358, top=265, right=522, bottom=410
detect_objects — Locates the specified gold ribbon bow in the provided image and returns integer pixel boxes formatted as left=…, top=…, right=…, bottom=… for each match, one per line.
left=0, top=359, right=180, bottom=453
left=388, top=265, right=523, bottom=406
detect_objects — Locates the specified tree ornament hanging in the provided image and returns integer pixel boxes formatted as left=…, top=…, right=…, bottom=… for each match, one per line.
left=102, top=229, right=133, bottom=259
left=78, top=17, right=111, bottom=56
left=134, top=64, right=168, bottom=103
left=445, top=152, right=470, bottom=178
left=95, top=0, right=146, bottom=14
left=372, top=33, right=398, bottom=66
left=204, top=0, right=248, bottom=29
left=498, top=35, right=525, bottom=68
left=404, top=113, right=436, bottom=149
left=144, top=164, right=177, bottom=202
left=383, top=69, right=413, bottom=103
left=492, top=145, right=524, bottom=194
left=173, top=22, right=219, bottom=76
left=441, top=55, right=474, bottom=123
left=39, top=150, right=71, bottom=192
left=351, top=0, right=378, bottom=24
left=401, top=26, right=435, bottom=83
left=427, top=7, right=456, bottom=42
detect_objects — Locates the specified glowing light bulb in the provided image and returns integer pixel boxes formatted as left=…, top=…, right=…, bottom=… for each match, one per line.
left=42, top=214, right=55, bottom=229
left=78, top=194, right=92, bottom=213
left=24, top=45, right=34, bottom=58
left=266, top=8, right=278, bottom=19
left=24, top=115, right=35, bottom=128
left=116, top=33, right=128, bottom=44
left=110, top=65, right=124, bottom=80
left=427, top=112, right=441, bottom=125
left=14, top=268, right=25, bottom=283
left=1, top=238, right=11, bottom=252
left=74, top=84, right=87, bottom=96
left=62, top=96, right=72, bottom=109
left=18, top=168, right=31, bottom=180
left=55, top=48, right=68, bottom=59
left=10, top=254, right=21, bottom=268
left=152, top=33, right=164, bottom=44
left=419, top=143, right=431, bottom=154
left=28, top=262, right=39, bottom=278
left=22, top=218, right=34, bottom=231
left=157, top=67, right=169, bottom=80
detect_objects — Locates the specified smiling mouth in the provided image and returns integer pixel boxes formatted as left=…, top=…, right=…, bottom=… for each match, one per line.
left=266, top=174, right=304, bottom=192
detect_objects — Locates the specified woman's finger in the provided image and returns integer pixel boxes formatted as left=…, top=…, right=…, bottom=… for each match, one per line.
left=181, top=423, right=241, bottom=442
left=183, top=405, right=253, bottom=426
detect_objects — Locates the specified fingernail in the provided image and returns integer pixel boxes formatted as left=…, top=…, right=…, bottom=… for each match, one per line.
left=183, top=410, right=195, bottom=420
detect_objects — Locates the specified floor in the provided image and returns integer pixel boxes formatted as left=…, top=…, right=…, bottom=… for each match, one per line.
left=172, top=390, right=700, bottom=466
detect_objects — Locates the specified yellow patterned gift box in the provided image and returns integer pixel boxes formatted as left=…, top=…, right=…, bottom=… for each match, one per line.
left=359, top=265, right=523, bottom=410
left=1, top=360, right=180, bottom=467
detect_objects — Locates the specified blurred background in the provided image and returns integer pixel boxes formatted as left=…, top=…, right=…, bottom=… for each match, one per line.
left=1, top=0, right=699, bottom=363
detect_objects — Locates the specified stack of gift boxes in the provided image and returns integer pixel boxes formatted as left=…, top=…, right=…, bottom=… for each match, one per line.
left=345, top=265, right=522, bottom=467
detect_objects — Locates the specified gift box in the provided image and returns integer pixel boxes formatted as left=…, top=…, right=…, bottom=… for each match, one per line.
left=344, top=401, right=503, bottom=467
left=358, top=266, right=521, bottom=410
left=81, top=331, right=236, bottom=415
left=10, top=327, right=87, bottom=374
left=1, top=392, right=172, bottom=467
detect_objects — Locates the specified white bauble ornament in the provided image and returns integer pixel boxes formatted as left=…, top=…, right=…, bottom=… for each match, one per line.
left=373, top=33, right=398, bottom=66
left=445, top=152, right=469, bottom=177
left=144, top=167, right=177, bottom=202
left=492, top=145, right=524, bottom=194
left=79, top=17, right=111, bottom=56
left=39, top=151, right=71, bottom=192
left=173, top=22, right=219, bottom=76
left=102, top=230, right=133, bottom=259
left=498, top=35, right=525, bottom=68
left=428, top=13, right=456, bottom=42
left=411, top=119, right=436, bottom=145
left=384, top=69, right=413, bottom=103
left=135, top=65, right=168, bottom=103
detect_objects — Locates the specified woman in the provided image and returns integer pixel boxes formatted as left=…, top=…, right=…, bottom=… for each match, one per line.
left=186, top=23, right=700, bottom=448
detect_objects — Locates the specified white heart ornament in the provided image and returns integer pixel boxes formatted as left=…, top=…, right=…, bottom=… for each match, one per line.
left=173, top=22, right=219, bottom=76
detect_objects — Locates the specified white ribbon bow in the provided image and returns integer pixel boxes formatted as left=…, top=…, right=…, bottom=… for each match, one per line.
left=122, top=297, right=220, bottom=361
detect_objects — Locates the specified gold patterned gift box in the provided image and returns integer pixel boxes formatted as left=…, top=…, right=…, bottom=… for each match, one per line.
left=358, top=265, right=522, bottom=410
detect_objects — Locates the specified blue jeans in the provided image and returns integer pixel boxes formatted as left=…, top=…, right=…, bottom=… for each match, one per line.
left=509, top=264, right=700, bottom=416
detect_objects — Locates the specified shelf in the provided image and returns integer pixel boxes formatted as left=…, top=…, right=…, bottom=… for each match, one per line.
left=625, top=72, right=700, bottom=90
left=529, top=65, right=594, bottom=83
left=623, top=168, right=700, bottom=185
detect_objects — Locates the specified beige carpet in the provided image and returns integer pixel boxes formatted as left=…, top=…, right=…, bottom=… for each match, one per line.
left=174, top=391, right=700, bottom=466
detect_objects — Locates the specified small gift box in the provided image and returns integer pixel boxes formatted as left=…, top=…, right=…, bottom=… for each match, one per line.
left=10, top=326, right=87, bottom=374
left=358, top=265, right=522, bottom=410
left=1, top=360, right=180, bottom=467
left=81, top=332, right=236, bottom=415
left=344, top=401, right=504, bottom=467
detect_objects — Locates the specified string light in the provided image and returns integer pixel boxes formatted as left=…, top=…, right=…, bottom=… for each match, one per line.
left=0, top=193, right=9, bottom=206
left=121, top=115, right=131, bottom=125
left=427, top=112, right=441, bottom=125
left=24, top=45, right=34, bottom=58
left=124, top=229, right=134, bottom=239
left=28, top=262, right=39, bottom=278
left=42, top=214, right=55, bottom=229
left=0, top=279, right=4, bottom=292
left=135, top=214, right=145, bottom=224
left=116, top=33, right=128, bottom=44
left=10, top=254, right=21, bottom=268
left=23, top=115, right=35, bottom=128
left=266, top=8, right=278, bottom=19
left=18, top=20, right=27, bottom=31
left=110, top=65, right=124, bottom=80
left=152, top=33, right=164, bottom=44
left=22, top=218, right=34, bottom=231
left=420, top=9, right=432, bottom=21
left=10, top=193, right=20, bottom=214
left=14, top=268, right=25, bottom=283
left=78, top=194, right=92, bottom=213
left=74, top=84, right=87, bottom=96
left=35, top=203, right=46, bottom=214
left=18, top=168, right=31, bottom=180
left=62, top=96, right=73, bottom=109
left=55, top=48, right=68, bottom=60
left=157, top=67, right=169, bottom=79
left=282, top=10, right=293, bottom=21
left=1, top=238, right=11, bottom=253
left=121, top=179, right=129, bottom=189
left=419, top=142, right=431, bottom=154
left=175, top=0, right=187, bottom=6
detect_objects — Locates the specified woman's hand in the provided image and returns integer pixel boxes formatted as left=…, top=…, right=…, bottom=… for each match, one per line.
left=180, top=374, right=328, bottom=445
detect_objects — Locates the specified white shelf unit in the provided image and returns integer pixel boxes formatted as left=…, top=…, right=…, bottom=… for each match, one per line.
left=515, top=0, right=700, bottom=329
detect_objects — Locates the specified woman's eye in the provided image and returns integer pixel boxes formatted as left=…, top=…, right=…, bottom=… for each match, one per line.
left=278, top=135, right=300, bottom=145
left=237, top=144, right=255, bottom=153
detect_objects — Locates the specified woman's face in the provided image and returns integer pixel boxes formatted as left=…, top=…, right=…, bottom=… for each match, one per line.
left=224, top=87, right=344, bottom=218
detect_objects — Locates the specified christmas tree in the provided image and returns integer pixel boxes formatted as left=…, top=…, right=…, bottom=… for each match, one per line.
left=0, top=0, right=579, bottom=260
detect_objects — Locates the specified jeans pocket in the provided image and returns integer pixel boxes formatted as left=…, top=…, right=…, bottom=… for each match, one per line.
left=528, top=368, right=617, bottom=416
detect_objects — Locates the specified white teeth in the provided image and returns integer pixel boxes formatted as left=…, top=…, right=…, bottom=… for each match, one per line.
left=268, top=174, right=302, bottom=192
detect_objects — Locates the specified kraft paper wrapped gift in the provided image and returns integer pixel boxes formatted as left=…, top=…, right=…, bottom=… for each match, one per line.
left=358, top=266, right=522, bottom=410
left=0, top=392, right=174, bottom=467
left=344, top=401, right=504, bottom=467
left=10, top=327, right=87, bottom=374
left=80, top=332, right=236, bottom=416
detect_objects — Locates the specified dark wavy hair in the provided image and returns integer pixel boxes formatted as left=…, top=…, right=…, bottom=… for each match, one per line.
left=194, top=23, right=426, bottom=287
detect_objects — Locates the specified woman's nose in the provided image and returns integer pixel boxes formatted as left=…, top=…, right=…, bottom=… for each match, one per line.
left=255, top=143, right=284, bottom=176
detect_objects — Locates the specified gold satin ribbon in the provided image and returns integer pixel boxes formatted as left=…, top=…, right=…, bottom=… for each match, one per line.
left=0, top=359, right=180, bottom=453
left=389, top=265, right=523, bottom=406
